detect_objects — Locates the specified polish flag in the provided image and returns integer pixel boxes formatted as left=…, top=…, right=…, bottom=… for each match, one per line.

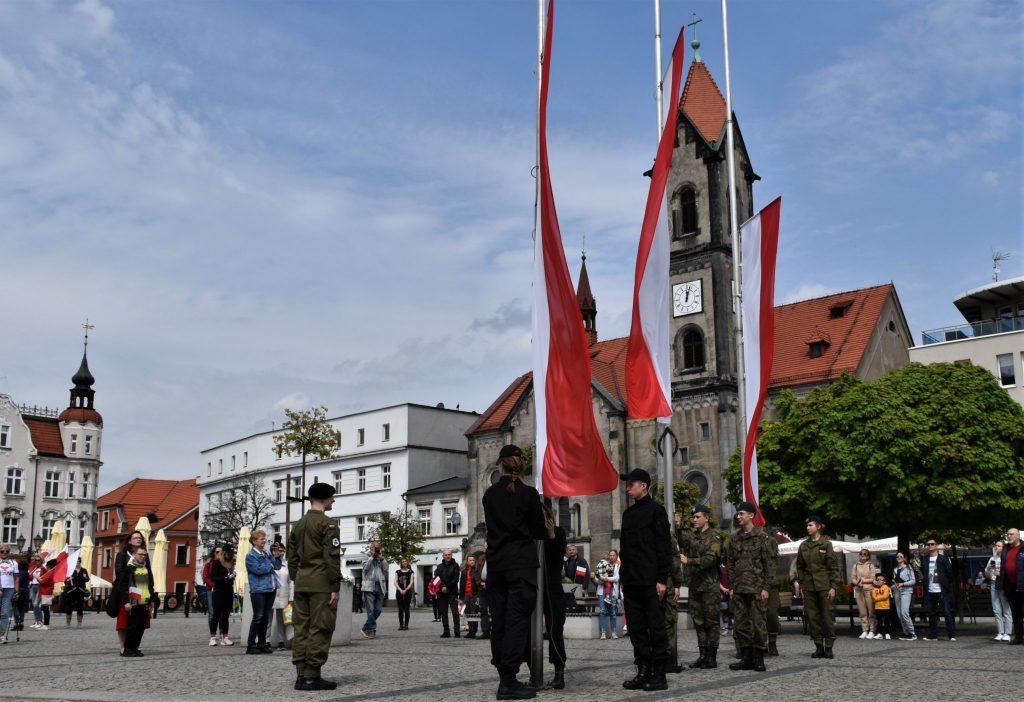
left=533, top=0, right=618, bottom=497
left=626, top=28, right=686, bottom=422
left=575, top=565, right=587, bottom=578
left=54, top=548, right=80, bottom=583
left=740, top=197, right=782, bottom=526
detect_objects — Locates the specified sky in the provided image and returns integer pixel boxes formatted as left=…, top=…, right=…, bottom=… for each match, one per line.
left=1, top=0, right=1020, bottom=493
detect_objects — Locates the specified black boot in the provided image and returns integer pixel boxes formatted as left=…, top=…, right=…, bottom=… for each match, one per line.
left=294, top=667, right=304, bottom=691
left=700, top=647, right=718, bottom=669
left=752, top=648, right=766, bottom=672
left=300, top=678, right=338, bottom=691
left=497, top=675, right=536, bottom=700
left=811, top=643, right=825, bottom=659
left=768, top=637, right=779, bottom=656
left=622, top=661, right=652, bottom=690
left=689, top=646, right=706, bottom=669
left=467, top=622, right=478, bottom=639
left=643, top=662, right=668, bottom=691
left=547, top=669, right=564, bottom=690
left=729, top=647, right=753, bottom=671
left=824, top=645, right=834, bottom=659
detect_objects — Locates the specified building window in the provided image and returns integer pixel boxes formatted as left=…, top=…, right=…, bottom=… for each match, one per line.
left=808, top=341, right=829, bottom=359
left=333, top=472, right=343, bottom=495
left=82, top=472, right=90, bottom=499
left=356, top=516, right=367, bottom=541
left=243, top=452, right=248, bottom=468
left=274, top=480, right=284, bottom=503
left=272, top=525, right=283, bottom=544
left=571, top=504, right=582, bottom=536
left=44, top=471, right=61, bottom=498
left=5, top=468, right=23, bottom=495
left=70, top=434, right=78, bottom=453
left=101, top=511, right=109, bottom=531
left=671, top=186, right=698, bottom=238
left=357, top=428, right=365, bottom=446
left=489, top=470, right=501, bottom=485
left=443, top=505, right=458, bottom=535
left=84, top=435, right=92, bottom=455
left=0, top=424, right=10, bottom=449
left=682, top=329, right=705, bottom=370
left=381, top=464, right=391, bottom=489
left=41, top=518, right=56, bottom=540
left=78, top=521, right=85, bottom=544
left=997, top=353, right=1015, bottom=386
left=699, top=422, right=711, bottom=441
left=68, top=473, right=76, bottom=499
left=175, top=544, right=190, bottom=566
left=418, top=508, right=431, bottom=536
left=292, top=478, right=302, bottom=500
left=103, top=548, right=112, bottom=568
left=382, top=423, right=390, bottom=442
left=231, top=455, right=236, bottom=471
left=1, top=517, right=20, bottom=543
left=217, top=459, right=222, bottom=474
left=207, top=462, right=212, bottom=477
left=357, top=469, right=367, bottom=492
left=685, top=470, right=711, bottom=503
left=678, top=446, right=690, bottom=466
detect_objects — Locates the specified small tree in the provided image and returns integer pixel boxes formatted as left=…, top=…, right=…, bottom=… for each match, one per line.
left=200, top=472, right=275, bottom=549
left=654, top=480, right=702, bottom=523
left=364, top=510, right=427, bottom=564
left=273, top=405, right=340, bottom=505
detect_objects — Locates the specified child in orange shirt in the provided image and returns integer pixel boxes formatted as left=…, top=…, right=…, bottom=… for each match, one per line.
left=871, top=575, right=894, bottom=640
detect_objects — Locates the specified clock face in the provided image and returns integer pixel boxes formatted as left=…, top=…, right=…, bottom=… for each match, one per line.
left=672, top=280, right=703, bottom=317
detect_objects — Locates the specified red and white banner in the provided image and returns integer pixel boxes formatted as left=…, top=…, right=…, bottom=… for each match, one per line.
left=533, top=0, right=618, bottom=497
left=575, top=565, right=587, bottom=578
left=626, top=28, right=686, bottom=422
left=740, top=197, right=781, bottom=526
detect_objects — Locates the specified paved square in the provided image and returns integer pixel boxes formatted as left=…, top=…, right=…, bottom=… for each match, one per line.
left=0, top=609, right=1016, bottom=701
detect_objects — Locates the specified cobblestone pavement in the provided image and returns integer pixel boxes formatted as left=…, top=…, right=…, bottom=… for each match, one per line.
left=0, top=610, right=1017, bottom=702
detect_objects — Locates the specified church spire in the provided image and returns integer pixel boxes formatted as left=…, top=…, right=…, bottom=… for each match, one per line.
left=59, top=320, right=103, bottom=426
left=577, top=250, right=597, bottom=346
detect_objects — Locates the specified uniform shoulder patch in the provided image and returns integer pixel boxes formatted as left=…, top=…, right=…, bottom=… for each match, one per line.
left=325, top=522, right=338, bottom=530
left=331, top=537, right=341, bottom=548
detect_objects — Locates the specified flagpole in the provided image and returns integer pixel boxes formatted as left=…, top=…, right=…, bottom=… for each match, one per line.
left=530, top=0, right=546, bottom=688
left=654, top=0, right=663, bottom=143
left=721, top=0, right=748, bottom=468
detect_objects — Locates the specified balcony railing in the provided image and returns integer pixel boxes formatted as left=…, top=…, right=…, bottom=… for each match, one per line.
left=921, top=316, right=1024, bottom=345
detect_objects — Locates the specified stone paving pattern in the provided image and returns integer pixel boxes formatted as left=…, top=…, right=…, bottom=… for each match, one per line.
left=0, top=609, right=1017, bottom=701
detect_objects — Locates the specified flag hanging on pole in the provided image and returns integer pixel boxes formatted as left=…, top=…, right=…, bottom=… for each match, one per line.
left=533, top=0, right=618, bottom=498
left=626, top=27, right=686, bottom=422
left=740, top=197, right=781, bottom=526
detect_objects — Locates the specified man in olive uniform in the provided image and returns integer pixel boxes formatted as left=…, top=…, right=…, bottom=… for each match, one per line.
left=682, top=504, right=722, bottom=669
left=766, top=535, right=781, bottom=656
left=287, top=483, right=342, bottom=691
left=795, top=515, right=840, bottom=659
left=726, top=501, right=774, bottom=673
left=663, top=532, right=686, bottom=673
left=619, top=469, right=673, bottom=692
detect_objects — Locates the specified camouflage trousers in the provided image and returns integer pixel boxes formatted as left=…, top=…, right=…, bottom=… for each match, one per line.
left=731, top=592, right=767, bottom=650
left=292, top=591, right=339, bottom=678
left=662, top=595, right=679, bottom=662
left=803, top=589, right=835, bottom=646
left=767, top=588, right=780, bottom=642
left=689, top=590, right=721, bottom=648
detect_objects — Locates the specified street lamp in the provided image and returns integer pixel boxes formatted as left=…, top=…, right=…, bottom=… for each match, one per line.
left=16, top=534, right=26, bottom=554
left=32, top=534, right=43, bottom=552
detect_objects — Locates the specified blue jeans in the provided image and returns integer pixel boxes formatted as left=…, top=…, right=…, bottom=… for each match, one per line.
left=363, top=584, right=383, bottom=631
left=894, top=587, right=915, bottom=636
left=31, top=584, right=41, bottom=622
left=0, top=588, right=13, bottom=632
left=598, top=594, right=618, bottom=636
left=247, top=591, right=275, bottom=647
left=924, top=591, right=955, bottom=638
left=206, top=589, right=215, bottom=630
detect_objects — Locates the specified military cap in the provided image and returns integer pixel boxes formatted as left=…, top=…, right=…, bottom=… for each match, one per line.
left=307, top=482, right=336, bottom=500
left=619, top=468, right=652, bottom=486
left=735, top=500, right=757, bottom=514
left=692, top=504, right=712, bottom=516
left=498, top=444, right=523, bottom=460
left=805, top=514, right=824, bottom=525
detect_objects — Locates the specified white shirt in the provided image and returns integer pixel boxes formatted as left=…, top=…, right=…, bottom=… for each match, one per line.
left=928, top=555, right=941, bottom=593
left=0, top=558, right=18, bottom=588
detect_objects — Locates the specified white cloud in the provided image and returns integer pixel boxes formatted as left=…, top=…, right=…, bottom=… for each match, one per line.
left=781, top=283, right=839, bottom=304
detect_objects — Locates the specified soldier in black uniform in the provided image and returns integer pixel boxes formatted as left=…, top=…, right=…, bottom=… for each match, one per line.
left=619, top=469, right=673, bottom=692
left=482, top=444, right=547, bottom=701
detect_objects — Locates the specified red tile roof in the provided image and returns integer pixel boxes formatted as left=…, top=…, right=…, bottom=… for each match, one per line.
left=680, top=61, right=727, bottom=146
left=465, top=373, right=532, bottom=435
left=769, top=284, right=896, bottom=389
left=96, top=478, right=200, bottom=538
left=57, top=406, right=103, bottom=426
left=23, top=417, right=65, bottom=457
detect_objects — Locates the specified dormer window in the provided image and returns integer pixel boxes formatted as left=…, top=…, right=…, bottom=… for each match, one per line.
left=807, top=339, right=831, bottom=359
left=829, top=301, right=853, bottom=319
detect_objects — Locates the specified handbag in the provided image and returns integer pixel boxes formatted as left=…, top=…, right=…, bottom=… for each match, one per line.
left=105, top=590, right=122, bottom=618
left=40, top=594, right=53, bottom=606
left=282, top=603, right=293, bottom=626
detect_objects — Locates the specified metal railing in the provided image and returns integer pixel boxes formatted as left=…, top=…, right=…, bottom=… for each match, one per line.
left=921, top=316, right=1024, bottom=345
left=18, top=404, right=59, bottom=418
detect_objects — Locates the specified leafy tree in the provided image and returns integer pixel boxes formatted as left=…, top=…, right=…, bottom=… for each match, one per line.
left=364, top=510, right=426, bottom=564
left=272, top=406, right=340, bottom=498
left=200, top=471, right=275, bottom=549
left=725, top=363, right=1024, bottom=553
left=654, top=480, right=701, bottom=523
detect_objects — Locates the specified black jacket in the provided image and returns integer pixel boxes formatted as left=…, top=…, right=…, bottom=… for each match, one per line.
left=483, top=476, right=547, bottom=574
left=435, top=559, right=461, bottom=594
left=620, top=494, right=672, bottom=587
left=115, top=559, right=155, bottom=605
left=545, top=527, right=568, bottom=591
left=922, top=553, right=954, bottom=594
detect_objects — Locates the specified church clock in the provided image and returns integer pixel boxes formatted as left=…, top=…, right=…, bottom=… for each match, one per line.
left=672, top=280, right=703, bottom=316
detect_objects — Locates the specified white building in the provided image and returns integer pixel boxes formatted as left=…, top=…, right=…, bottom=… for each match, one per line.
left=197, top=403, right=477, bottom=602
left=911, top=275, right=1024, bottom=407
left=1, top=347, right=103, bottom=552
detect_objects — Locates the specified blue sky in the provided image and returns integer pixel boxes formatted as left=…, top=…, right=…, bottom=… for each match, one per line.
left=1, top=0, right=1020, bottom=492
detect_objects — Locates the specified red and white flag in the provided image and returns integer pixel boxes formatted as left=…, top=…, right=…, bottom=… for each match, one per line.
left=740, top=197, right=781, bottom=526
left=626, top=28, right=686, bottom=422
left=533, top=0, right=618, bottom=498
left=575, top=565, right=587, bottom=578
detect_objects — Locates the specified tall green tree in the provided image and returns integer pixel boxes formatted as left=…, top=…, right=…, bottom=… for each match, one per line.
left=273, top=406, right=341, bottom=497
left=364, top=510, right=426, bottom=564
left=725, top=363, right=1024, bottom=552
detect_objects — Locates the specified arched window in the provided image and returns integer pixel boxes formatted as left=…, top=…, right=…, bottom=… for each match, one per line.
left=682, top=328, right=705, bottom=370
left=684, top=471, right=710, bottom=503
left=671, top=186, right=698, bottom=238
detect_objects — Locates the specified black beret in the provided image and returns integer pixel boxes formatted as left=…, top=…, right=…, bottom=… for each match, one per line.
left=735, top=501, right=757, bottom=514
left=692, top=504, right=712, bottom=516
left=307, top=482, right=336, bottom=500
left=805, top=514, right=824, bottom=525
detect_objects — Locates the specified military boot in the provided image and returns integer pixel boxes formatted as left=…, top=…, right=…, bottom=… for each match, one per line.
left=643, top=662, right=668, bottom=691
left=752, top=648, right=767, bottom=672
left=811, top=643, right=825, bottom=659
left=301, top=678, right=338, bottom=691
left=689, top=646, right=706, bottom=668
left=547, top=669, right=564, bottom=690
left=701, top=647, right=718, bottom=669
left=622, top=661, right=652, bottom=689
left=294, top=666, right=305, bottom=690
left=729, top=647, right=753, bottom=671
left=824, top=646, right=834, bottom=659
left=768, top=637, right=779, bottom=656
left=497, top=675, right=536, bottom=700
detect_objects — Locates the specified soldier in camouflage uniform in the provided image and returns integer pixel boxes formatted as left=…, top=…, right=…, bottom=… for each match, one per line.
left=725, top=501, right=774, bottom=673
left=682, top=504, right=722, bottom=669
left=287, top=483, right=343, bottom=691
left=795, top=515, right=840, bottom=659
left=663, top=532, right=686, bottom=673
left=766, top=535, right=781, bottom=656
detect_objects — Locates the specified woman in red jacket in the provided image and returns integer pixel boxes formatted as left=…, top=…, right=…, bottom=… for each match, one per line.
left=36, top=551, right=69, bottom=631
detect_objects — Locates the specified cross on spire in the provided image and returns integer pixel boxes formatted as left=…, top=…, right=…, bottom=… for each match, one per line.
left=688, top=13, right=703, bottom=63
left=581, top=233, right=587, bottom=260
left=82, top=318, right=95, bottom=349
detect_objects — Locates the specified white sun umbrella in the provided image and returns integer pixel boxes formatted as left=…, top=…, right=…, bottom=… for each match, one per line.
left=89, top=573, right=113, bottom=588
left=151, top=529, right=169, bottom=595
left=235, top=527, right=251, bottom=595
left=50, top=520, right=67, bottom=552
left=79, top=535, right=95, bottom=576
left=135, top=516, right=152, bottom=549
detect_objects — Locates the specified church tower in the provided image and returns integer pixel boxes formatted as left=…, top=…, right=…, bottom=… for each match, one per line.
left=665, top=40, right=758, bottom=517
left=576, top=252, right=598, bottom=347
left=58, top=324, right=104, bottom=463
